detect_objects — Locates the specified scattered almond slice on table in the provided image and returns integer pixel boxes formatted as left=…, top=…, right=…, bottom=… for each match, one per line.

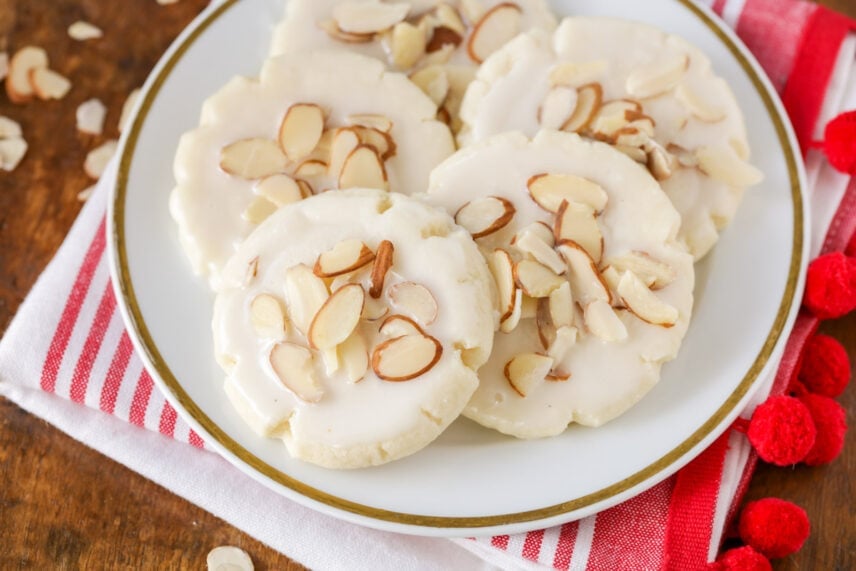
left=68, top=21, right=103, bottom=41
left=207, top=546, right=254, bottom=571
left=76, top=98, right=107, bottom=135
left=6, top=46, right=48, bottom=103
left=84, top=140, right=118, bottom=179
left=118, top=88, right=141, bottom=133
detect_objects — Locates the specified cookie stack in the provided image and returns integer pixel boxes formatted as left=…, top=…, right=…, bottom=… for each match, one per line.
left=170, top=0, right=763, bottom=469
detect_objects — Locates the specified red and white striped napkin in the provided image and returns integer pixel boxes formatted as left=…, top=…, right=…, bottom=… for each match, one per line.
left=2, top=1, right=854, bottom=569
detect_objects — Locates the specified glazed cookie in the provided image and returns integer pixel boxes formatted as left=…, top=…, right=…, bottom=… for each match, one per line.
left=170, top=51, right=454, bottom=289
left=427, top=130, right=694, bottom=437
left=213, top=189, right=496, bottom=468
left=458, top=17, right=763, bottom=259
left=269, top=0, right=556, bottom=132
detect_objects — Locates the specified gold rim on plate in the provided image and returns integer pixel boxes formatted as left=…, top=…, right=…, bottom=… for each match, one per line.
left=112, top=0, right=804, bottom=528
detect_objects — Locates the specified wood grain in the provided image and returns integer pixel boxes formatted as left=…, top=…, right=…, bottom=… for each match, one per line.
left=0, top=1, right=853, bottom=569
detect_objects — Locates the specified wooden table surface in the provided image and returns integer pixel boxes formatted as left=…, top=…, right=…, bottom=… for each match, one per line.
left=0, top=1, right=853, bottom=569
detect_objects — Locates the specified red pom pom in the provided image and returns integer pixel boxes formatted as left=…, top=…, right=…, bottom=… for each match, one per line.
left=798, top=333, right=851, bottom=397
left=713, top=546, right=772, bottom=571
left=798, top=393, right=847, bottom=466
left=747, top=396, right=816, bottom=465
left=738, top=498, right=810, bottom=559
left=803, top=252, right=856, bottom=320
left=823, top=110, right=856, bottom=175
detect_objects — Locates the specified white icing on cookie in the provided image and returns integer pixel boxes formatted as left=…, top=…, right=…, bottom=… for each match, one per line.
left=427, top=131, right=694, bottom=437
left=458, top=17, right=763, bottom=260
left=213, top=189, right=497, bottom=468
left=269, top=0, right=557, bottom=132
left=170, top=51, right=454, bottom=290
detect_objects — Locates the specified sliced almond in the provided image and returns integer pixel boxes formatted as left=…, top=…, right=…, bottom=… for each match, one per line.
left=372, top=333, right=442, bottom=381
left=500, top=287, right=523, bottom=333
left=278, top=103, right=325, bottom=162
left=696, top=145, right=764, bottom=187
left=338, top=144, right=388, bottom=190
left=426, top=26, right=463, bottom=54
left=675, top=82, right=725, bottom=122
left=527, top=173, right=608, bottom=213
left=436, top=3, right=467, bottom=35
left=647, top=144, right=673, bottom=181
left=548, top=281, right=574, bottom=328
left=284, top=263, right=330, bottom=335
left=333, top=1, right=410, bottom=34
left=588, top=99, right=640, bottom=138
left=76, top=98, right=106, bottom=135
left=388, top=282, right=438, bottom=325
left=6, top=46, right=48, bottom=103
left=369, top=240, right=394, bottom=298
left=207, top=545, right=254, bottom=571
left=29, top=67, right=71, bottom=100
left=250, top=293, right=287, bottom=339
left=729, top=137, right=750, bottom=162
left=454, top=196, right=515, bottom=239
left=668, top=143, right=699, bottom=168
left=538, top=86, right=578, bottom=130
left=243, top=256, right=259, bottom=287
left=295, top=159, right=328, bottom=178
left=318, top=19, right=375, bottom=43
left=362, top=297, right=390, bottom=321
left=549, top=61, right=608, bottom=88
left=513, top=259, right=564, bottom=298
left=617, top=270, right=678, bottom=327
left=353, top=126, right=396, bottom=160
left=118, top=88, right=141, bottom=133
left=556, top=240, right=611, bottom=305
left=548, top=325, right=577, bottom=364
left=308, top=283, right=365, bottom=350
left=379, top=314, right=425, bottom=338
left=561, top=83, right=602, bottom=133
left=270, top=342, right=323, bottom=403
left=255, top=173, right=307, bottom=207
left=340, top=330, right=369, bottom=383
left=615, top=144, right=647, bottom=163
left=626, top=54, right=688, bottom=99
left=391, top=21, right=426, bottom=69
left=607, top=251, right=676, bottom=289
left=68, top=21, right=103, bottom=41
left=420, top=43, right=455, bottom=66
left=554, top=200, right=603, bottom=263
left=242, top=196, right=277, bottom=224
left=328, top=127, right=361, bottom=178
left=346, top=114, right=393, bottom=133
left=77, top=185, right=96, bottom=202
left=584, top=299, right=628, bottom=342
left=504, top=353, right=553, bottom=397
left=513, top=224, right=565, bottom=275
left=314, top=239, right=375, bottom=278
left=0, top=138, right=28, bottom=172
left=0, top=116, right=22, bottom=139
left=466, top=3, right=522, bottom=63
left=410, top=65, right=449, bottom=106
left=220, top=139, right=287, bottom=179
left=84, top=139, right=118, bottom=179
left=520, top=294, right=538, bottom=319
left=487, top=248, right=515, bottom=321
left=536, top=297, right=556, bottom=349
left=600, top=265, right=623, bottom=305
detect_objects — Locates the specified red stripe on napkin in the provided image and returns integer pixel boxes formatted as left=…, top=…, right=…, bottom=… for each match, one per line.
left=41, top=217, right=107, bottom=393
left=522, top=529, right=545, bottom=561
left=664, top=432, right=730, bottom=568
left=100, top=331, right=134, bottom=414
left=782, top=9, right=856, bottom=150
left=129, top=369, right=155, bottom=427
left=70, top=284, right=116, bottom=403
left=552, top=521, right=578, bottom=569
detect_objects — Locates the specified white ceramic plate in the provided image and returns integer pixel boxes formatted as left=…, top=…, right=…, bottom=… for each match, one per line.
left=109, top=0, right=808, bottom=536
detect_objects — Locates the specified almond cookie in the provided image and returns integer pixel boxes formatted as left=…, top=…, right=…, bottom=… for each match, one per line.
left=170, top=51, right=454, bottom=289
left=458, top=17, right=763, bottom=260
left=427, top=130, right=694, bottom=437
left=213, top=189, right=496, bottom=468
left=269, top=0, right=556, bottom=132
